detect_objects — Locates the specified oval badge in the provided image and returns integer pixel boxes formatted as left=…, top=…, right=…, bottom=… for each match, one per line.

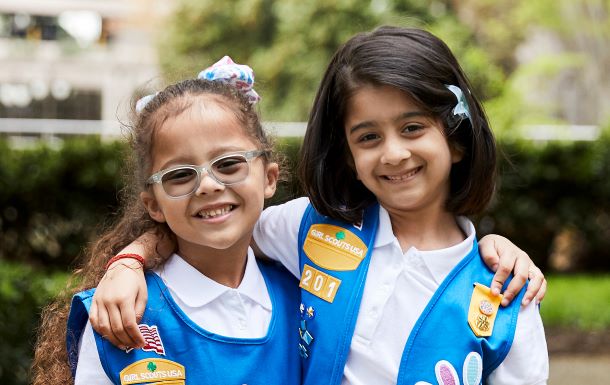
left=303, top=224, right=368, bottom=271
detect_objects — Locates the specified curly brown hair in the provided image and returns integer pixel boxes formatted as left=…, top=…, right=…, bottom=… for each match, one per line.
left=30, top=78, right=273, bottom=384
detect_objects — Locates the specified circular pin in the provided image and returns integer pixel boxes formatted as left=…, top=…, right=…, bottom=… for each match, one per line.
left=479, top=300, right=494, bottom=316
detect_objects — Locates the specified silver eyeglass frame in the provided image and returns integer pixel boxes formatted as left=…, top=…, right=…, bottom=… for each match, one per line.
left=146, top=149, right=268, bottom=199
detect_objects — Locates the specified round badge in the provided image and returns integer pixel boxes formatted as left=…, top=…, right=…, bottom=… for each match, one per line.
left=479, top=300, right=494, bottom=316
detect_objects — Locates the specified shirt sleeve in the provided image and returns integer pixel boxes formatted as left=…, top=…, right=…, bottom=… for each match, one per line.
left=487, top=301, right=549, bottom=385
left=74, top=322, right=114, bottom=385
left=253, top=197, right=310, bottom=278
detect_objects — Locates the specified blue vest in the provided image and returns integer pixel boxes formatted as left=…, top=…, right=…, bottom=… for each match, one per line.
left=67, top=261, right=301, bottom=385
left=297, top=203, right=524, bottom=385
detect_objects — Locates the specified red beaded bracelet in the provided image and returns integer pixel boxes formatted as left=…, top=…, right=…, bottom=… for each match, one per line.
left=105, top=253, right=145, bottom=270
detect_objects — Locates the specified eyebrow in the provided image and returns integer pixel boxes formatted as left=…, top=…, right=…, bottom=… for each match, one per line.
left=348, top=111, right=429, bottom=134
left=158, top=146, right=248, bottom=170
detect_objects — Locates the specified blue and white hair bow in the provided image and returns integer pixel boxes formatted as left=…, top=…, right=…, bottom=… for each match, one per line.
left=198, top=55, right=260, bottom=104
left=136, top=55, right=260, bottom=114
left=445, top=84, right=471, bottom=124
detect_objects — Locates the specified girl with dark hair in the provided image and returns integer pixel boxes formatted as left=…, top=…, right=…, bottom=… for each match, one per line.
left=88, top=28, right=548, bottom=384
left=31, top=57, right=300, bottom=385
left=268, top=26, right=548, bottom=385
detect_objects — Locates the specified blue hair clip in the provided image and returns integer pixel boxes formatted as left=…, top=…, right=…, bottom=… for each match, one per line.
left=445, top=84, right=471, bottom=124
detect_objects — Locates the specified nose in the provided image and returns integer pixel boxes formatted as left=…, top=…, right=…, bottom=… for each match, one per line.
left=194, top=169, right=225, bottom=195
left=380, top=138, right=411, bottom=165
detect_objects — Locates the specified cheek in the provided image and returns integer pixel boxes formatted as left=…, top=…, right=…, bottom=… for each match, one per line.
left=350, top=148, right=375, bottom=174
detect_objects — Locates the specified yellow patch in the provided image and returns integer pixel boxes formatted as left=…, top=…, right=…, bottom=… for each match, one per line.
left=300, top=264, right=342, bottom=303
left=303, top=224, right=367, bottom=271
left=120, top=358, right=185, bottom=385
left=467, top=283, right=503, bottom=337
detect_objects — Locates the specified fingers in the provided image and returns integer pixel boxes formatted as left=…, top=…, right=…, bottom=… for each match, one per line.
left=135, top=281, right=148, bottom=326
left=107, top=300, right=139, bottom=349
left=521, top=265, right=546, bottom=306
left=490, top=247, right=519, bottom=298
left=120, top=301, right=145, bottom=349
left=478, top=234, right=512, bottom=296
left=536, top=277, right=547, bottom=303
left=89, top=298, right=99, bottom=330
left=90, top=262, right=148, bottom=350
left=500, top=255, right=530, bottom=306
left=90, top=299, right=124, bottom=348
left=478, top=235, right=501, bottom=274
left=480, top=234, right=547, bottom=307
left=126, top=286, right=148, bottom=348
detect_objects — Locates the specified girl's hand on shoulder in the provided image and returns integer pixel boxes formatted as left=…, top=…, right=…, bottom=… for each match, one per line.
left=478, top=234, right=547, bottom=307
left=89, top=259, right=148, bottom=350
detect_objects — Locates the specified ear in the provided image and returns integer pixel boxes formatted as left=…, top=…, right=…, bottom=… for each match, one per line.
left=450, top=143, right=465, bottom=164
left=140, top=190, right=166, bottom=223
left=263, top=162, right=279, bottom=199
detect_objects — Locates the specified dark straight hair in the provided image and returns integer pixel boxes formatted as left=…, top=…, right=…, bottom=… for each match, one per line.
left=299, top=25, right=497, bottom=224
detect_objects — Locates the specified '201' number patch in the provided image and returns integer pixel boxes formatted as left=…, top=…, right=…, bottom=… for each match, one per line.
left=299, top=264, right=341, bottom=303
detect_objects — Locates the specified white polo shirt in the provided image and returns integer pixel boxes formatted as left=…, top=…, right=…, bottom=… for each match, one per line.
left=253, top=197, right=548, bottom=385
left=74, top=248, right=272, bottom=384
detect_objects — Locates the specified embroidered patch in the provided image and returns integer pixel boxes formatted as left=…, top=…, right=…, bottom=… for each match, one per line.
left=462, top=352, right=482, bottom=385
left=435, top=360, right=459, bottom=385
left=467, top=283, right=502, bottom=337
left=303, top=224, right=367, bottom=271
left=299, top=264, right=342, bottom=303
left=119, top=358, right=185, bottom=385
left=139, top=324, right=166, bottom=355
left=414, top=352, right=482, bottom=385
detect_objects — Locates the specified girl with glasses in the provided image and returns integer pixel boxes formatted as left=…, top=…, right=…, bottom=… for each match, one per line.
left=32, top=57, right=300, bottom=385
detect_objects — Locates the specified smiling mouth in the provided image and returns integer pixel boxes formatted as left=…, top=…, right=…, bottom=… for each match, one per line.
left=384, top=166, right=422, bottom=181
left=195, top=205, right=235, bottom=219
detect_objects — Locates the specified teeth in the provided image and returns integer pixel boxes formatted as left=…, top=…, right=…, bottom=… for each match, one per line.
left=197, top=205, right=233, bottom=219
left=386, top=167, right=420, bottom=181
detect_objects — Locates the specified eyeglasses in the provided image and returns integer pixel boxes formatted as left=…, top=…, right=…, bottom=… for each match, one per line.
left=146, top=150, right=267, bottom=198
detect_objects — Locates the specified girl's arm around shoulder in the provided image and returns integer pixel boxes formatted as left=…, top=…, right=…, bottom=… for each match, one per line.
left=252, top=196, right=310, bottom=279
left=89, top=239, right=153, bottom=350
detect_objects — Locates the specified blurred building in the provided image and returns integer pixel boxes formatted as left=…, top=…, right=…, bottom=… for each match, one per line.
left=0, top=0, right=175, bottom=134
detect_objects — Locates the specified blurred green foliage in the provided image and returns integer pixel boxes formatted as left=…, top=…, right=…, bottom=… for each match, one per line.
left=157, top=0, right=610, bottom=130
left=488, top=128, right=610, bottom=271
left=0, top=262, right=68, bottom=385
left=541, top=274, right=610, bottom=330
left=158, top=0, right=507, bottom=121
left=0, top=137, right=124, bottom=268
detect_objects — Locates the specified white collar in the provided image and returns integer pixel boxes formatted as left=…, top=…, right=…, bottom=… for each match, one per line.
left=154, top=248, right=271, bottom=310
left=373, top=206, right=396, bottom=248
left=416, top=216, right=476, bottom=284
left=373, top=206, right=476, bottom=284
